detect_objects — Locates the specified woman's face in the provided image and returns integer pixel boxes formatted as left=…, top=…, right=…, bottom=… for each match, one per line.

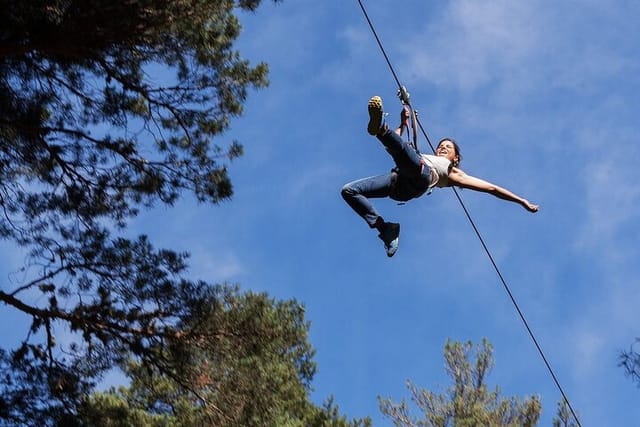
left=436, top=140, right=459, bottom=165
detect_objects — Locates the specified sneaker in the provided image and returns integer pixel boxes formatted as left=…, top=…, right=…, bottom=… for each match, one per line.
left=378, top=222, right=400, bottom=257
left=367, top=96, right=385, bottom=135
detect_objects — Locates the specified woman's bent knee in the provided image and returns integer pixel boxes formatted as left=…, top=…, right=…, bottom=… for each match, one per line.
left=341, top=184, right=356, bottom=200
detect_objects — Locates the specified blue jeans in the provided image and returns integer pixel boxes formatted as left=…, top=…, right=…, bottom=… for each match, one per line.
left=341, top=129, right=431, bottom=227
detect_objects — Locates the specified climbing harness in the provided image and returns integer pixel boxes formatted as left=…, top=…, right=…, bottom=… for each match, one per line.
left=354, top=1, right=582, bottom=426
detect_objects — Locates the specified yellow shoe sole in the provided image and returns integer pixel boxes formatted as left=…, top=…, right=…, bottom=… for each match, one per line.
left=367, top=96, right=383, bottom=135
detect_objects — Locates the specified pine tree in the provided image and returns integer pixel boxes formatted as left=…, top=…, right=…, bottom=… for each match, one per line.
left=379, top=339, right=541, bottom=427
left=0, top=1, right=296, bottom=424
left=74, top=288, right=370, bottom=427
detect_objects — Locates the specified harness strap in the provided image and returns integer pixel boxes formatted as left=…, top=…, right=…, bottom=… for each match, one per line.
left=409, top=106, right=419, bottom=152
left=398, top=86, right=419, bottom=153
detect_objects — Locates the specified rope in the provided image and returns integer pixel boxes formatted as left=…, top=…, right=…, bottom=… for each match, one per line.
left=355, top=1, right=582, bottom=426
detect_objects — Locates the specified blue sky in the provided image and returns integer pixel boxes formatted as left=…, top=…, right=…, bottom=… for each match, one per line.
left=2, top=0, right=640, bottom=425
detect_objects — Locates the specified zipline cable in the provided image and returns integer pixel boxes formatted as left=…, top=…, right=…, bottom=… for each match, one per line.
left=355, top=1, right=582, bottom=425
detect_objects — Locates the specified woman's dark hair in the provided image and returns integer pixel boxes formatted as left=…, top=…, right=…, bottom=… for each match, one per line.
left=437, top=137, right=462, bottom=167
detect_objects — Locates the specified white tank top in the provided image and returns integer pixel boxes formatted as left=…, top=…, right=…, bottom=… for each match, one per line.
left=420, top=154, right=452, bottom=188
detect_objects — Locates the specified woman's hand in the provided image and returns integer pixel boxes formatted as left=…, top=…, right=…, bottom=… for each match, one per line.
left=400, top=106, right=410, bottom=128
left=523, top=200, right=539, bottom=213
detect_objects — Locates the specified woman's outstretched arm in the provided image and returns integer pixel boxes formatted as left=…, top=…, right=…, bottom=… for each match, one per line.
left=448, top=167, right=539, bottom=212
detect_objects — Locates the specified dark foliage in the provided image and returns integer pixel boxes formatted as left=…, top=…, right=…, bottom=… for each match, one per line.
left=0, top=1, right=283, bottom=424
left=620, top=338, right=640, bottom=386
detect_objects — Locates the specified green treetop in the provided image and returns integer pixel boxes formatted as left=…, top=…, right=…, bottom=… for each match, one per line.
left=379, top=339, right=542, bottom=427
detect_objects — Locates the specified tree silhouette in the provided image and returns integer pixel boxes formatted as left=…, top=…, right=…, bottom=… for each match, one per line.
left=0, top=0, right=289, bottom=424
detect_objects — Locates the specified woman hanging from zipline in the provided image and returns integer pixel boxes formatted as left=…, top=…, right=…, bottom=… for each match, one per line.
left=341, top=95, right=539, bottom=257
